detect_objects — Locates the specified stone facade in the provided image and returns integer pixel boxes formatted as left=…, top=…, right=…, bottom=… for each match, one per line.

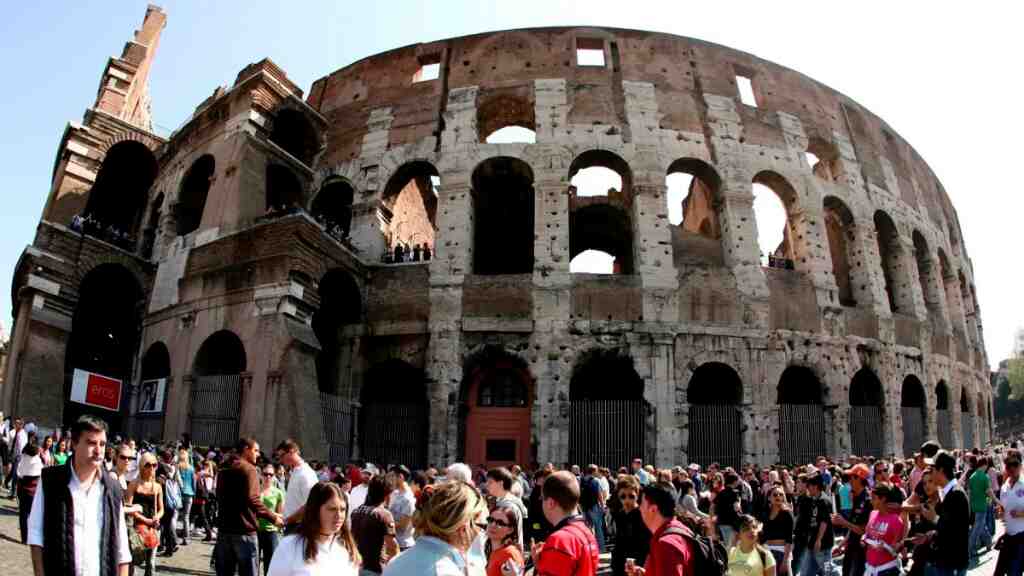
left=2, top=11, right=993, bottom=467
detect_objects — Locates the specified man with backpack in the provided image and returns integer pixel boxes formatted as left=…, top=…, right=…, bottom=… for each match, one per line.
left=532, top=471, right=600, bottom=576
left=627, top=481, right=714, bottom=576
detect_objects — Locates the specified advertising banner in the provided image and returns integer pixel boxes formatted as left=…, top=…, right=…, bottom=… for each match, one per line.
left=138, top=378, right=167, bottom=413
left=70, top=369, right=123, bottom=412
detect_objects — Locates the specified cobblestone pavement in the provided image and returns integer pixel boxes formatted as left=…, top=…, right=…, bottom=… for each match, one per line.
left=0, top=494, right=1005, bottom=575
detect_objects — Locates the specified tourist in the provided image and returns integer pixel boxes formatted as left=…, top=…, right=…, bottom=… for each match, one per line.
left=128, top=451, right=165, bottom=576
left=632, top=459, right=651, bottom=486
left=16, top=443, right=42, bottom=543
left=486, top=467, right=528, bottom=546
left=157, top=449, right=182, bottom=557
left=178, top=448, right=196, bottom=546
left=579, top=464, right=606, bottom=552
left=276, top=439, right=318, bottom=534
left=351, top=475, right=399, bottom=575
left=631, top=481, right=695, bottom=576
left=484, top=500, right=525, bottom=576
left=611, top=474, right=650, bottom=576
left=39, top=436, right=54, bottom=467
left=258, top=464, right=286, bottom=576
left=196, top=459, right=217, bottom=542
left=382, top=480, right=488, bottom=575
left=760, top=486, right=793, bottom=575
left=715, top=472, right=743, bottom=547
left=532, top=471, right=600, bottom=576
left=832, top=463, right=871, bottom=576
left=526, top=468, right=553, bottom=546
left=678, top=478, right=706, bottom=523
left=349, top=465, right=376, bottom=510
left=795, top=473, right=832, bottom=576
left=8, top=418, right=26, bottom=498
left=968, top=455, right=996, bottom=555
left=910, top=450, right=970, bottom=576
left=267, top=482, right=359, bottom=576
left=906, top=470, right=939, bottom=576
left=27, top=415, right=132, bottom=575
left=388, top=465, right=417, bottom=552
left=53, top=438, right=69, bottom=466
left=995, top=450, right=1024, bottom=576
left=724, top=514, right=774, bottom=576
left=862, top=483, right=904, bottom=576
left=215, top=437, right=284, bottom=576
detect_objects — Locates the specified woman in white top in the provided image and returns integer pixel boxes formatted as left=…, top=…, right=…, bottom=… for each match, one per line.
left=268, top=481, right=360, bottom=576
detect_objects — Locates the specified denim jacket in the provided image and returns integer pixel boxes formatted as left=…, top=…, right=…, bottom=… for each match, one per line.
left=382, top=536, right=474, bottom=576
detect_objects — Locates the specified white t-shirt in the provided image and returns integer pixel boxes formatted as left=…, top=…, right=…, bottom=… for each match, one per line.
left=348, top=483, right=368, bottom=512
left=285, top=461, right=319, bottom=519
left=1001, top=475, right=1024, bottom=536
left=389, top=486, right=417, bottom=548
left=267, top=534, right=356, bottom=576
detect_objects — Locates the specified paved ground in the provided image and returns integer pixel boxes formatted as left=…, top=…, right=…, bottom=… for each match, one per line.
left=0, top=495, right=1005, bottom=575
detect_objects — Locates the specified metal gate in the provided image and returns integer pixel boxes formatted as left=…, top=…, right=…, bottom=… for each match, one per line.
left=963, top=415, right=975, bottom=449
left=779, top=404, right=826, bottom=466
left=901, top=407, right=925, bottom=458
left=320, top=392, right=353, bottom=465
left=132, top=415, right=165, bottom=444
left=361, top=402, right=426, bottom=468
left=850, top=405, right=883, bottom=457
left=189, top=374, right=241, bottom=448
left=569, top=399, right=650, bottom=469
left=937, top=409, right=953, bottom=448
left=689, top=404, right=742, bottom=469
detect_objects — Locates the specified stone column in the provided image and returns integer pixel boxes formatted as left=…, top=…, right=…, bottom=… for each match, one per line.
left=632, top=179, right=680, bottom=323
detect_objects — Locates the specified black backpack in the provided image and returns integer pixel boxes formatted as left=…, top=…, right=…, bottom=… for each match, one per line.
left=662, top=525, right=729, bottom=576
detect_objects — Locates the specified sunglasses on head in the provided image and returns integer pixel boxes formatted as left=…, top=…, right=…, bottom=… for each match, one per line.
left=487, top=516, right=511, bottom=528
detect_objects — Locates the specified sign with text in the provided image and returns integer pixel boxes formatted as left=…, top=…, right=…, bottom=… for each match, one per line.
left=138, top=378, right=167, bottom=413
left=70, top=369, right=123, bottom=412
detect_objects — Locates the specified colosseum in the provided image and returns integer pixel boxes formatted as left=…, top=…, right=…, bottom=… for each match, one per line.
left=1, top=6, right=993, bottom=469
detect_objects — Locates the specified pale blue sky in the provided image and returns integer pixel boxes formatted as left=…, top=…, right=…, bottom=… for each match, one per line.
left=1, top=1, right=1021, bottom=361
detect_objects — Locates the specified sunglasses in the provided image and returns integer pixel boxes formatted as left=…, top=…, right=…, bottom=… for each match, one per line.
left=143, top=462, right=156, bottom=468
left=118, top=455, right=133, bottom=461
left=487, top=516, right=511, bottom=528
left=263, top=472, right=275, bottom=477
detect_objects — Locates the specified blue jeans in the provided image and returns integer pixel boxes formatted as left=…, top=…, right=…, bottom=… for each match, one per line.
left=180, top=495, right=193, bottom=543
left=720, top=525, right=737, bottom=548
left=584, top=506, right=606, bottom=552
left=799, top=548, right=831, bottom=576
left=215, top=533, right=259, bottom=576
left=970, top=510, right=992, bottom=553
left=988, top=503, right=997, bottom=537
left=925, top=566, right=966, bottom=576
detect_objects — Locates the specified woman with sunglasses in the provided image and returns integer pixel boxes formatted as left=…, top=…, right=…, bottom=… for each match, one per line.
left=267, top=481, right=359, bottom=576
left=127, top=453, right=164, bottom=576
left=259, top=464, right=286, bottom=575
left=485, top=501, right=524, bottom=576
left=995, top=451, right=1024, bottom=576
left=611, top=475, right=650, bottom=576
left=760, top=486, right=793, bottom=575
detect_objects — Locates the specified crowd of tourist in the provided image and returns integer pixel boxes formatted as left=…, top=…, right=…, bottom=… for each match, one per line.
left=4, top=410, right=1024, bottom=576
left=69, top=212, right=138, bottom=250
left=381, top=242, right=432, bottom=264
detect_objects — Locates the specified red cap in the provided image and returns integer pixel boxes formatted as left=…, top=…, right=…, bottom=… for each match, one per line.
left=844, top=463, right=871, bottom=480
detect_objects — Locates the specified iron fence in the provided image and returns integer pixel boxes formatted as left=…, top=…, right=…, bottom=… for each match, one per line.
left=901, top=406, right=925, bottom=458
left=688, top=404, right=742, bottom=469
left=320, top=392, right=353, bottom=465
left=189, top=374, right=241, bottom=448
left=850, top=405, right=883, bottom=457
left=779, top=404, right=826, bottom=466
left=569, top=399, right=650, bottom=470
left=937, top=410, right=953, bottom=448
left=361, top=402, right=427, bottom=469
left=963, top=414, right=975, bottom=449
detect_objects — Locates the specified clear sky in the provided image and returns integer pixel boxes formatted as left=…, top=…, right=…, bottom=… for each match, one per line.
left=1, top=1, right=1021, bottom=362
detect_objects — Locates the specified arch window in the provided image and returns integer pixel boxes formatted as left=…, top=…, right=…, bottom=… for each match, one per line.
left=873, top=210, right=905, bottom=313
left=823, top=196, right=856, bottom=306
left=752, top=171, right=799, bottom=269
left=176, top=155, right=215, bottom=236
left=569, top=151, right=633, bottom=275
left=901, top=375, right=927, bottom=457
left=83, top=141, right=158, bottom=237
left=471, top=157, right=535, bottom=275
left=805, top=137, right=845, bottom=182
left=311, top=179, right=354, bottom=238
left=381, top=162, right=439, bottom=261
left=266, top=164, right=303, bottom=212
left=569, top=350, right=650, bottom=467
left=478, top=94, right=536, bottom=144
left=777, top=365, right=827, bottom=465
left=849, top=368, right=885, bottom=457
left=913, top=231, right=942, bottom=318
left=936, top=380, right=953, bottom=447
left=937, top=249, right=965, bottom=329
left=666, top=159, right=721, bottom=236
left=190, top=330, right=246, bottom=447
left=311, top=269, right=361, bottom=394
left=270, top=109, right=319, bottom=166
left=193, top=330, right=247, bottom=376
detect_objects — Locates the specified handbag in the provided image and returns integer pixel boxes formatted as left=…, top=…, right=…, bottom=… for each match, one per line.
left=130, top=522, right=159, bottom=565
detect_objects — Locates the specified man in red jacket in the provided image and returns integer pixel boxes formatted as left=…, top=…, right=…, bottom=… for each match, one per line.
left=532, top=471, right=600, bottom=576
left=629, top=481, right=694, bottom=576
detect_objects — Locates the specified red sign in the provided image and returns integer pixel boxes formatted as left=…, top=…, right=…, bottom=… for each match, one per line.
left=70, top=369, right=123, bottom=411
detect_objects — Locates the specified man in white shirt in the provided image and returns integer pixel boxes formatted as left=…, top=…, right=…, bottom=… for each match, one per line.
left=388, top=465, right=417, bottom=551
left=348, top=465, right=376, bottom=511
left=275, top=438, right=318, bottom=532
left=28, top=415, right=131, bottom=576
left=9, top=418, right=27, bottom=498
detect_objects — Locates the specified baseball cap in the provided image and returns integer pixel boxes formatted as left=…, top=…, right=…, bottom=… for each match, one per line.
left=920, top=441, right=941, bottom=459
left=844, top=463, right=871, bottom=481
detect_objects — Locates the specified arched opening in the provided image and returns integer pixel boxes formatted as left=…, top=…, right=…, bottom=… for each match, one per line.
left=311, top=269, right=361, bottom=394
left=569, top=249, right=615, bottom=274
left=311, top=179, right=355, bottom=241
left=265, top=164, right=303, bottom=213
left=64, top=264, right=142, bottom=430
left=461, top=348, right=533, bottom=468
left=471, top=157, right=535, bottom=275
left=958, top=270, right=974, bottom=324
left=477, top=94, right=536, bottom=144
left=938, top=249, right=965, bottom=331
left=874, top=210, right=904, bottom=313
left=569, top=350, right=650, bottom=468
left=823, top=196, right=856, bottom=306
left=135, top=342, right=170, bottom=442
left=912, top=231, right=942, bottom=319
left=936, top=380, right=953, bottom=447
left=82, top=141, right=158, bottom=240
left=190, top=330, right=246, bottom=448
left=381, top=162, right=439, bottom=262
left=140, top=193, right=164, bottom=259
left=666, top=158, right=721, bottom=236
left=849, top=368, right=884, bottom=457
left=569, top=151, right=633, bottom=274
left=901, top=375, right=927, bottom=457
left=777, top=366, right=826, bottom=465
left=961, top=389, right=975, bottom=449
left=688, top=362, right=743, bottom=469
left=176, top=154, right=215, bottom=236
left=360, top=360, right=428, bottom=468
left=752, top=171, right=799, bottom=268
left=270, top=108, right=319, bottom=166
left=805, top=137, right=845, bottom=182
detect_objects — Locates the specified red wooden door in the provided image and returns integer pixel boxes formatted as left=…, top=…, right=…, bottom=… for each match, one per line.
left=464, top=362, right=532, bottom=469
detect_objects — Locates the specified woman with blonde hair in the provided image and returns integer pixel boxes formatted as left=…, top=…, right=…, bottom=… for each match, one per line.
left=177, top=448, right=196, bottom=545
left=127, top=452, right=164, bottom=576
left=268, top=481, right=359, bottom=575
left=383, top=481, right=489, bottom=576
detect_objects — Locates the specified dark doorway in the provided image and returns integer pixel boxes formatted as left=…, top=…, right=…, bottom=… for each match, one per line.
left=777, top=366, right=826, bottom=465
left=472, top=157, right=534, bottom=275
left=688, top=362, right=743, bottom=469
left=360, top=360, right=428, bottom=468
left=569, top=350, right=650, bottom=468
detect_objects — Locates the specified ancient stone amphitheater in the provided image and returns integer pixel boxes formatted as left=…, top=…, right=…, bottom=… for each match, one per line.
left=3, top=6, right=992, bottom=468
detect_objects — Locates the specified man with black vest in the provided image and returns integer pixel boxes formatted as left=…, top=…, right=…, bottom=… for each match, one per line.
left=27, top=415, right=131, bottom=576
left=911, top=450, right=970, bottom=576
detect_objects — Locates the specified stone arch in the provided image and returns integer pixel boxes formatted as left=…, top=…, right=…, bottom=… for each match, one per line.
left=873, top=210, right=908, bottom=314
left=912, top=230, right=942, bottom=319
left=823, top=196, right=857, bottom=306
left=380, top=161, right=439, bottom=255
left=752, top=170, right=801, bottom=267
left=471, top=156, right=535, bottom=275
left=937, top=248, right=965, bottom=330
left=935, top=379, right=954, bottom=447
left=459, top=345, right=534, bottom=467
left=270, top=107, right=320, bottom=166
left=193, top=330, right=247, bottom=376
left=83, top=140, right=158, bottom=236
left=960, top=385, right=976, bottom=449
left=140, top=192, right=164, bottom=259
left=777, top=365, right=828, bottom=465
left=64, top=263, right=144, bottom=428
left=311, top=177, right=355, bottom=237
left=901, top=375, right=927, bottom=457
left=805, top=136, right=845, bottom=182
left=478, top=92, right=536, bottom=143
left=849, top=367, right=885, bottom=457
left=687, top=361, right=743, bottom=468
left=569, top=150, right=634, bottom=274
left=189, top=330, right=247, bottom=447
left=666, top=158, right=723, bottom=255
left=360, top=359, right=429, bottom=467
left=176, top=154, right=215, bottom=236
left=266, top=164, right=303, bottom=211
left=312, top=269, right=362, bottom=395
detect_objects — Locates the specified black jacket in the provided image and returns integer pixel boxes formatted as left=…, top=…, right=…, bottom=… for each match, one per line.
left=931, top=484, right=970, bottom=569
left=40, top=462, right=124, bottom=576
